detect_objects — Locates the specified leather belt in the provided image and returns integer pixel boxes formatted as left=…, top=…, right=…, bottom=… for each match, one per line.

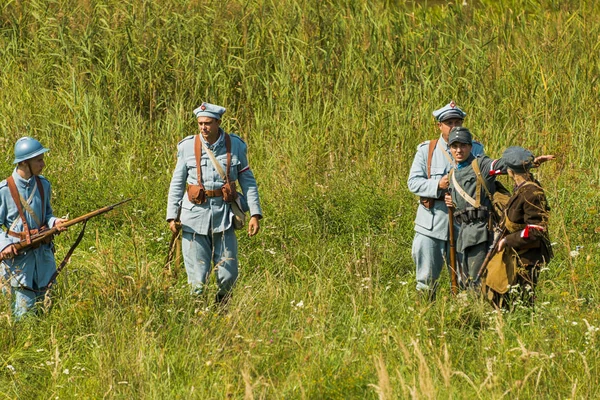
left=454, top=207, right=489, bottom=224
left=205, top=189, right=223, bottom=197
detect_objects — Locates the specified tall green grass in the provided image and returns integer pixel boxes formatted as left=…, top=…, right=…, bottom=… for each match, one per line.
left=1, top=0, right=600, bottom=398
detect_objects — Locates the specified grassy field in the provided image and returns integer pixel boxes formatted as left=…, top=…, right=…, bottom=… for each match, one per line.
left=1, top=0, right=600, bottom=398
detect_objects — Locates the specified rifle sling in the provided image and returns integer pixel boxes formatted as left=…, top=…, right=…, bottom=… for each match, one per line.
left=20, top=220, right=88, bottom=293
left=7, top=176, right=32, bottom=244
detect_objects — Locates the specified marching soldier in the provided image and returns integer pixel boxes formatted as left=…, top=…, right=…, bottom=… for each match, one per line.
left=0, top=137, right=67, bottom=319
left=407, top=102, right=484, bottom=298
left=166, top=102, right=262, bottom=305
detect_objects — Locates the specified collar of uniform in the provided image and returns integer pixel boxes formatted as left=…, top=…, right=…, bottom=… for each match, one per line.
left=456, top=154, right=475, bottom=170
left=200, top=129, right=225, bottom=150
left=439, top=134, right=449, bottom=148
left=12, top=168, right=35, bottom=188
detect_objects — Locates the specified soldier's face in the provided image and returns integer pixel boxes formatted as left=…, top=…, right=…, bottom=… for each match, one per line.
left=25, top=154, right=45, bottom=176
left=439, top=118, right=463, bottom=141
left=449, top=142, right=472, bottom=162
left=197, top=117, right=220, bottom=140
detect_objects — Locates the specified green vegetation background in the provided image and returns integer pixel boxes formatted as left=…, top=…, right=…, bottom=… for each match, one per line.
left=1, top=0, right=599, bottom=398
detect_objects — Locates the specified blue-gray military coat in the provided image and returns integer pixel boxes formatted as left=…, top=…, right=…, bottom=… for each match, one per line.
left=408, top=136, right=484, bottom=241
left=0, top=170, right=58, bottom=288
left=166, top=129, right=262, bottom=235
left=448, top=154, right=508, bottom=251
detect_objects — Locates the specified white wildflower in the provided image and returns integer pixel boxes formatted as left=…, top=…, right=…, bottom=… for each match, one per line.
left=6, top=365, right=15, bottom=374
left=569, top=250, right=579, bottom=257
left=63, top=369, right=69, bottom=375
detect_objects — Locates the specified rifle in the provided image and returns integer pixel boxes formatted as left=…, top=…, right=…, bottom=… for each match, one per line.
left=3, top=198, right=131, bottom=292
left=7, top=198, right=132, bottom=255
left=164, top=203, right=182, bottom=275
left=448, top=205, right=459, bottom=295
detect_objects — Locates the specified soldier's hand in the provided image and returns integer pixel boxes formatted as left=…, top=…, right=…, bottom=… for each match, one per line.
left=248, top=216, right=260, bottom=237
left=534, top=155, right=555, bottom=166
left=54, top=218, right=68, bottom=232
left=438, top=175, right=449, bottom=190
left=498, top=238, right=507, bottom=251
left=168, top=220, right=181, bottom=234
left=0, top=245, right=18, bottom=261
left=444, top=192, right=454, bottom=208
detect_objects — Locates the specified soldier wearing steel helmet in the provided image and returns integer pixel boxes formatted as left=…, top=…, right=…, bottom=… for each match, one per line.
left=166, top=102, right=262, bottom=306
left=0, top=137, right=67, bottom=319
left=407, top=101, right=484, bottom=299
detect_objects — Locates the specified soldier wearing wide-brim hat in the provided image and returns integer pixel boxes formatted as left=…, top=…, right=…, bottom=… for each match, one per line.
left=166, top=102, right=262, bottom=305
left=485, top=146, right=554, bottom=308
left=407, top=101, right=484, bottom=298
left=0, top=137, right=67, bottom=319
left=443, top=129, right=554, bottom=290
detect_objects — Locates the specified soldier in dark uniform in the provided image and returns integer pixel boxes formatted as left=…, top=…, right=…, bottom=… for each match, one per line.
left=489, top=147, right=554, bottom=308
left=443, top=128, right=554, bottom=290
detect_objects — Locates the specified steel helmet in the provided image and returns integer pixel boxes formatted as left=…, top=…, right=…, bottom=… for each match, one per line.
left=13, top=137, right=50, bottom=164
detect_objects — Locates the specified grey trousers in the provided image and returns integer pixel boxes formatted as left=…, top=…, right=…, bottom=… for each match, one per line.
left=181, top=228, right=238, bottom=297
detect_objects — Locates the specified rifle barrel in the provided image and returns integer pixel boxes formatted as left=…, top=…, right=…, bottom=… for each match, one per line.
left=12, top=198, right=132, bottom=253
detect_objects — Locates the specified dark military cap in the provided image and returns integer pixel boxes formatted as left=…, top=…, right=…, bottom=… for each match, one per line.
left=448, top=127, right=472, bottom=145
left=502, top=146, right=535, bottom=172
left=432, top=101, right=467, bottom=122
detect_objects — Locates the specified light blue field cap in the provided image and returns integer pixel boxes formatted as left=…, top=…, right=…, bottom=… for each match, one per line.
left=432, top=100, right=466, bottom=122
left=13, top=137, right=49, bottom=164
left=193, top=102, right=226, bottom=120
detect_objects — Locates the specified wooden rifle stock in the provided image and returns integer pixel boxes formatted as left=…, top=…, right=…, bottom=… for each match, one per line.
left=448, top=206, right=459, bottom=295
left=11, top=198, right=132, bottom=254
left=164, top=204, right=182, bottom=274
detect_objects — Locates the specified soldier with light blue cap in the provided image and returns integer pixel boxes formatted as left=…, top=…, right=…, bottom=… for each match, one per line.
left=407, top=101, right=485, bottom=299
left=0, top=137, right=67, bottom=319
left=166, top=102, right=263, bottom=305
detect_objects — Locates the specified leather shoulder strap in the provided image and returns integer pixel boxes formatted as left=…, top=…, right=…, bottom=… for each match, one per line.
left=225, top=133, right=232, bottom=183
left=35, top=176, right=45, bottom=222
left=472, top=158, right=492, bottom=202
left=427, top=139, right=438, bottom=179
left=6, top=176, right=31, bottom=244
left=193, top=135, right=204, bottom=189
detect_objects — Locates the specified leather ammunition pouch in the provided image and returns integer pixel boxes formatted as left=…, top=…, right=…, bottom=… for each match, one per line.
left=187, top=185, right=206, bottom=204
left=420, top=197, right=435, bottom=209
left=454, top=206, right=489, bottom=224
left=221, top=181, right=238, bottom=203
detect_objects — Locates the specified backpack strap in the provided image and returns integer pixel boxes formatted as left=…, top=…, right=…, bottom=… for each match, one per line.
left=427, top=139, right=438, bottom=179
left=193, top=135, right=205, bottom=189
left=472, top=158, right=493, bottom=203
left=6, top=176, right=32, bottom=244
left=450, top=164, right=482, bottom=208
